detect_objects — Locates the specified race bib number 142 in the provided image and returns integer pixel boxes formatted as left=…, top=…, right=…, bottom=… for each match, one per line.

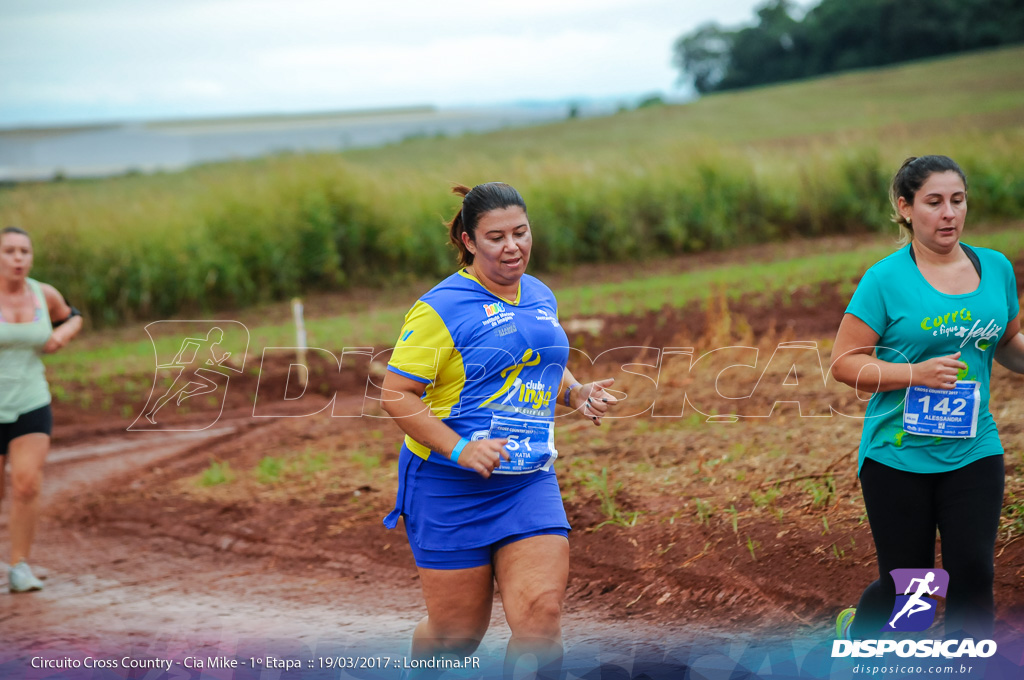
left=903, top=381, right=980, bottom=439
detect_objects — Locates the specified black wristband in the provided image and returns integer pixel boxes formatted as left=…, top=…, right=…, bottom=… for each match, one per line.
left=52, top=306, right=81, bottom=328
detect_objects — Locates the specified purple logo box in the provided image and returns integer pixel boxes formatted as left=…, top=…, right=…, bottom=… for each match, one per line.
left=883, top=568, right=950, bottom=632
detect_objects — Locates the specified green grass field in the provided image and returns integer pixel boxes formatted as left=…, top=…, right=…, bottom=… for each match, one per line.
left=3, top=46, right=1023, bottom=330
left=43, top=223, right=1024, bottom=387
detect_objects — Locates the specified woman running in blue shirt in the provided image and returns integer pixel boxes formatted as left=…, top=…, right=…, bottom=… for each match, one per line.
left=382, top=182, right=619, bottom=676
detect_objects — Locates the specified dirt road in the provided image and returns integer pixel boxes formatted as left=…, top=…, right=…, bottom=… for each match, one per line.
left=4, top=267, right=1024, bottom=678
left=2, top=424, right=781, bottom=679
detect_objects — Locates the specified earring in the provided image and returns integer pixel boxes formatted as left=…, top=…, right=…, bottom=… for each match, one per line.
left=906, top=217, right=912, bottom=225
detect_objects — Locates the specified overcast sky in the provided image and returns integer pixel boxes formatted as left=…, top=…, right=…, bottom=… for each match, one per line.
left=0, top=0, right=795, bottom=127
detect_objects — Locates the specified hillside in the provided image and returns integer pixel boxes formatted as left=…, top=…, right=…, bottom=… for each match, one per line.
left=1, top=46, right=1022, bottom=325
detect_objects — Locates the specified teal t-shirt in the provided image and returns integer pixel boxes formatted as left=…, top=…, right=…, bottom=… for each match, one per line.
left=845, top=244, right=1019, bottom=474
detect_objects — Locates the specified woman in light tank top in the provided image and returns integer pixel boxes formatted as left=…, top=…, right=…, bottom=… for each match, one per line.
left=0, top=226, right=82, bottom=593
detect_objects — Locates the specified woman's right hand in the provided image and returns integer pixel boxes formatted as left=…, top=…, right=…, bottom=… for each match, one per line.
left=913, top=352, right=966, bottom=389
left=456, top=438, right=510, bottom=478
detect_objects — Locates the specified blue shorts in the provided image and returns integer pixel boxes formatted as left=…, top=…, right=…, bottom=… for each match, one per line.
left=385, top=445, right=570, bottom=570
left=406, top=526, right=569, bottom=569
left=1, top=403, right=52, bottom=456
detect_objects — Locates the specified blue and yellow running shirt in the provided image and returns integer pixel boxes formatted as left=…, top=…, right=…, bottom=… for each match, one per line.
left=845, top=244, right=1019, bottom=475
left=387, top=269, right=570, bottom=468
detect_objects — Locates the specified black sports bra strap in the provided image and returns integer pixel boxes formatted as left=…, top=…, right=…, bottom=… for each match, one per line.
left=908, top=243, right=982, bottom=277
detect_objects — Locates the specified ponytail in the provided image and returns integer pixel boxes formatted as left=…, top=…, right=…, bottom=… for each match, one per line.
left=446, top=185, right=473, bottom=266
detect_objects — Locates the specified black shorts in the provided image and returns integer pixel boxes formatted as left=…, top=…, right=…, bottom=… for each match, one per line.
left=0, top=404, right=53, bottom=456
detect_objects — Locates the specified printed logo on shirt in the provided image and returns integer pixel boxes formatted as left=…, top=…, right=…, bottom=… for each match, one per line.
left=536, top=308, right=559, bottom=327
left=919, top=306, right=1003, bottom=350
left=479, top=348, right=553, bottom=416
left=490, top=378, right=553, bottom=412
left=496, top=323, right=518, bottom=338
left=401, top=330, right=414, bottom=342
left=956, top=319, right=1003, bottom=351
left=481, top=305, right=516, bottom=331
left=920, top=307, right=972, bottom=332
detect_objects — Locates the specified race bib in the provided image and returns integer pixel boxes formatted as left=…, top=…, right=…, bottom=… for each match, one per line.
left=488, top=414, right=557, bottom=474
left=903, top=381, right=980, bottom=439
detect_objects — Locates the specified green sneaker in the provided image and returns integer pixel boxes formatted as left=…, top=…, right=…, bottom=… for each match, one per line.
left=835, top=607, right=856, bottom=640
left=9, top=560, right=44, bottom=593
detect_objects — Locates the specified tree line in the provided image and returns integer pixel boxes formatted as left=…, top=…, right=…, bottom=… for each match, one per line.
left=675, top=0, right=1024, bottom=94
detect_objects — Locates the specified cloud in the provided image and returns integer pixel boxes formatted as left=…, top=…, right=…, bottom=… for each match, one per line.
left=0, top=0, right=773, bottom=124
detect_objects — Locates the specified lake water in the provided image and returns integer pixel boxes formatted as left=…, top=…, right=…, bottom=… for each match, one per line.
left=0, top=104, right=574, bottom=182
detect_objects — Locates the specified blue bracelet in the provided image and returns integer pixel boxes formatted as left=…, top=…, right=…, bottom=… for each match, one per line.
left=564, top=382, right=582, bottom=407
left=450, top=437, right=470, bottom=462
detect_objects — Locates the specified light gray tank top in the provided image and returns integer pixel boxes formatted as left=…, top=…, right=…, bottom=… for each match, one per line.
left=0, top=278, right=52, bottom=422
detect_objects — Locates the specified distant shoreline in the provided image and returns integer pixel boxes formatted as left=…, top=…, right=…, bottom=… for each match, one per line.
left=0, top=103, right=575, bottom=182
left=0, top=104, right=439, bottom=136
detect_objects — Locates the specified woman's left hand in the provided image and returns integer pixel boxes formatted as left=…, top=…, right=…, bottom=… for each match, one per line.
left=572, top=378, right=618, bottom=426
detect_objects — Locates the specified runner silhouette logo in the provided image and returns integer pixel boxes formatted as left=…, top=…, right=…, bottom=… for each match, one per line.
left=130, top=321, right=249, bottom=432
left=883, top=568, right=949, bottom=632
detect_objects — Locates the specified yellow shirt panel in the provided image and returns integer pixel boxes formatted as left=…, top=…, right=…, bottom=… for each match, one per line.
left=387, top=300, right=466, bottom=460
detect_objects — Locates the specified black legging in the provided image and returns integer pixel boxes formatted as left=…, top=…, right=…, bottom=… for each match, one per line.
left=852, top=455, right=1004, bottom=639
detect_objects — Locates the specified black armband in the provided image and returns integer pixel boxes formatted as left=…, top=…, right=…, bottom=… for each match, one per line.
left=52, top=306, right=82, bottom=328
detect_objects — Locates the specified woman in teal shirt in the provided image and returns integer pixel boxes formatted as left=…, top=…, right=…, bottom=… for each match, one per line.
left=831, top=156, right=1024, bottom=639
left=0, top=226, right=82, bottom=592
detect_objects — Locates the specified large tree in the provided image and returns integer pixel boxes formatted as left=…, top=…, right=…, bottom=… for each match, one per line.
left=673, top=23, right=733, bottom=94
